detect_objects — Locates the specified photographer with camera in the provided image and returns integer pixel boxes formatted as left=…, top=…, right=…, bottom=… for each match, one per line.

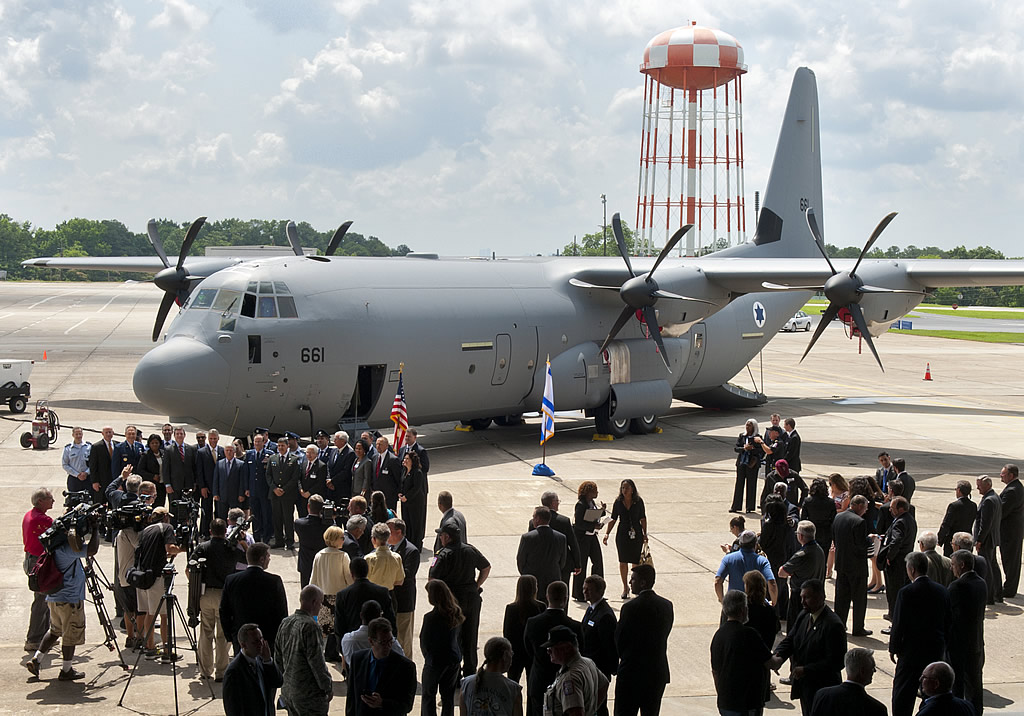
left=133, top=506, right=183, bottom=660
left=110, top=474, right=157, bottom=649
left=227, top=507, right=254, bottom=570
left=190, top=518, right=247, bottom=681
left=25, top=502, right=101, bottom=680
left=22, top=488, right=55, bottom=651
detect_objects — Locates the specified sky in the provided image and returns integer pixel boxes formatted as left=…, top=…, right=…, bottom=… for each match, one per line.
left=1, top=0, right=1022, bottom=256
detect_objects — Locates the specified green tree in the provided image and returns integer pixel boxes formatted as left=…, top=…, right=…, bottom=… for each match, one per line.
left=562, top=223, right=637, bottom=257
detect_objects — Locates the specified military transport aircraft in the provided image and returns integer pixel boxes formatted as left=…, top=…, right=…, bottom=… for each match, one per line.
left=23, top=68, right=1024, bottom=438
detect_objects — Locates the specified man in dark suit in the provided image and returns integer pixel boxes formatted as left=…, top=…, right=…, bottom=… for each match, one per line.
left=581, top=575, right=617, bottom=716
left=809, top=646, right=888, bottom=716
left=220, top=542, right=288, bottom=651
left=875, top=452, right=894, bottom=494
left=245, top=432, right=275, bottom=543
left=771, top=578, right=847, bottom=716
left=947, top=550, right=987, bottom=716
left=891, top=458, right=915, bottom=502
left=877, top=497, right=916, bottom=625
left=387, top=518, right=421, bottom=659
left=266, top=436, right=301, bottom=550
left=711, top=591, right=773, bottom=716
left=326, top=430, right=356, bottom=502
left=222, top=622, right=284, bottom=716
left=347, top=617, right=417, bottom=716
left=297, top=444, right=328, bottom=518
left=294, top=495, right=331, bottom=588
left=888, top=552, right=952, bottom=716
left=974, top=474, right=1003, bottom=604
left=937, top=481, right=978, bottom=557
left=534, top=491, right=581, bottom=588
left=999, top=463, right=1023, bottom=598
left=517, top=506, right=567, bottom=602
left=335, top=556, right=396, bottom=636
left=615, top=564, right=674, bottom=716
left=195, top=430, right=225, bottom=535
left=784, top=417, right=802, bottom=472
left=524, top=581, right=584, bottom=716
left=343, top=515, right=367, bottom=560
left=433, top=491, right=468, bottom=552
left=832, top=495, right=872, bottom=636
left=162, top=426, right=198, bottom=498
left=212, top=443, right=246, bottom=520
left=88, top=425, right=117, bottom=504
left=917, top=661, right=975, bottom=716
left=372, top=436, right=402, bottom=510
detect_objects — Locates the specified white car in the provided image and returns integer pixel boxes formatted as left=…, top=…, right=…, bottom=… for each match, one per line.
left=782, top=310, right=813, bottom=332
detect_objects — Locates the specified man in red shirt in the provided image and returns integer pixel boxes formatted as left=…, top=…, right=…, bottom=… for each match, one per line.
left=23, top=488, right=55, bottom=651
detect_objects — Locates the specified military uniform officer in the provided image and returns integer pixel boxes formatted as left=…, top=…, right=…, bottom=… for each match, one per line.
left=266, top=437, right=301, bottom=550
left=285, top=432, right=303, bottom=459
left=111, top=426, right=144, bottom=483
left=428, top=522, right=491, bottom=677
left=245, top=431, right=275, bottom=544
left=543, top=625, right=608, bottom=716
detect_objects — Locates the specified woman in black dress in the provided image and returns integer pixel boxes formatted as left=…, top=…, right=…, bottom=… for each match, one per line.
left=801, top=478, right=837, bottom=560
left=732, top=419, right=766, bottom=513
left=501, top=575, right=545, bottom=684
left=759, top=494, right=798, bottom=622
left=571, top=480, right=606, bottom=602
left=602, top=479, right=647, bottom=600
left=398, top=450, right=427, bottom=550
left=420, top=579, right=465, bottom=716
left=135, top=434, right=166, bottom=507
left=743, top=569, right=780, bottom=703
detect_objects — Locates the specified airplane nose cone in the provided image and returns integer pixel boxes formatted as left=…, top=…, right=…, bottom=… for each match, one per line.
left=133, top=337, right=229, bottom=422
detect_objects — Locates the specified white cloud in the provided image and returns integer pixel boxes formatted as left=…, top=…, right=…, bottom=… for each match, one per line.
left=149, top=0, right=210, bottom=32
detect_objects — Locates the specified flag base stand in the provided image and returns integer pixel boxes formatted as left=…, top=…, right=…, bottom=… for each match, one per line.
left=592, top=434, right=615, bottom=441
left=532, top=463, right=555, bottom=477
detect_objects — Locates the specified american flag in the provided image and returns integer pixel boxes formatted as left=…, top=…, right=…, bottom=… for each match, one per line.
left=391, top=370, right=409, bottom=451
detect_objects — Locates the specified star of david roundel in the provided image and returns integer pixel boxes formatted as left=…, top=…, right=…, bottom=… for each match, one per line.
left=752, top=301, right=766, bottom=328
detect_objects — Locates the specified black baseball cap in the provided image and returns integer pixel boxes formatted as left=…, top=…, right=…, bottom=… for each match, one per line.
left=315, top=429, right=330, bottom=438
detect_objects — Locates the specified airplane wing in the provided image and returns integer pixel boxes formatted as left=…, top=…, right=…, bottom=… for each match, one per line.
left=902, top=260, right=1024, bottom=287
left=21, top=256, right=242, bottom=276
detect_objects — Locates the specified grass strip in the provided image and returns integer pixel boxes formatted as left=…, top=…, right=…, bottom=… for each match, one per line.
left=890, top=329, right=1024, bottom=343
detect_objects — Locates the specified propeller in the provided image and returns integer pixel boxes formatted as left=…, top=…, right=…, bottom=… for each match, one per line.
left=285, top=221, right=304, bottom=257
left=325, top=221, right=354, bottom=256
left=151, top=216, right=207, bottom=341
left=570, top=213, right=711, bottom=372
left=761, top=208, right=913, bottom=371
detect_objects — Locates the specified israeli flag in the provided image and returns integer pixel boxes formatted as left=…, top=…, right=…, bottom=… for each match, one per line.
left=541, top=357, right=555, bottom=445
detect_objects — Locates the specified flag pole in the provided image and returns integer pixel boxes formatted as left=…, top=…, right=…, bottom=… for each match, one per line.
left=533, top=354, right=556, bottom=477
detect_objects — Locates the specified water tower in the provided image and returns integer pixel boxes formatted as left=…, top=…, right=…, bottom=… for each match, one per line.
left=636, top=23, right=748, bottom=256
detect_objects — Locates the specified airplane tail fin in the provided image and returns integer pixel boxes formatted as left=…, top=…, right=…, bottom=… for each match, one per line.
left=725, top=67, right=824, bottom=259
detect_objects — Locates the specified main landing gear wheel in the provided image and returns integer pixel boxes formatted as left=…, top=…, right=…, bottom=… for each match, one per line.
left=460, top=418, right=492, bottom=431
left=628, top=415, right=659, bottom=434
left=9, top=396, right=27, bottom=413
left=494, top=414, right=523, bottom=427
left=594, top=399, right=629, bottom=438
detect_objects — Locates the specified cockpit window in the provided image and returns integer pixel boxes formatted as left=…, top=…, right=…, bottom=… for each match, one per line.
left=192, top=288, right=218, bottom=309
left=274, top=282, right=291, bottom=295
left=212, top=289, right=240, bottom=313
left=257, top=296, right=278, bottom=318
left=242, top=293, right=256, bottom=318
left=247, top=281, right=258, bottom=293
left=277, top=295, right=298, bottom=318
left=259, top=281, right=275, bottom=295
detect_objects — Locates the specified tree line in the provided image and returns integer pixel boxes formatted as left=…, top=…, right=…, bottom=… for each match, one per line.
left=0, top=215, right=411, bottom=282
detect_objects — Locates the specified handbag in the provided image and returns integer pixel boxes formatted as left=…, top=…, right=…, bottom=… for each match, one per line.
left=639, top=540, right=654, bottom=569
left=127, top=566, right=157, bottom=590
left=28, top=553, right=68, bottom=595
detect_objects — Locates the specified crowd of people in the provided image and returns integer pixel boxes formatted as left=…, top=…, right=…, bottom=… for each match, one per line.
left=715, top=413, right=1023, bottom=716
left=25, top=422, right=680, bottom=716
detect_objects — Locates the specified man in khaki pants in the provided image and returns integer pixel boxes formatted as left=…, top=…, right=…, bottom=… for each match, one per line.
left=190, top=519, right=246, bottom=680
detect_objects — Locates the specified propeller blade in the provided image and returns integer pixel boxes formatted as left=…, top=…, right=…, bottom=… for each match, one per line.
left=642, top=305, right=672, bottom=373
left=652, top=289, right=716, bottom=304
left=147, top=219, right=170, bottom=269
left=598, top=305, right=636, bottom=355
left=859, top=284, right=928, bottom=295
left=152, top=292, right=177, bottom=342
left=569, top=278, right=620, bottom=291
left=800, top=302, right=841, bottom=364
left=611, top=213, right=635, bottom=278
left=325, top=220, right=353, bottom=256
left=177, top=216, right=207, bottom=271
left=761, top=282, right=826, bottom=291
left=285, top=221, right=304, bottom=257
left=852, top=212, right=898, bottom=276
left=805, top=208, right=838, bottom=276
left=848, top=302, right=884, bottom=372
left=648, top=223, right=692, bottom=279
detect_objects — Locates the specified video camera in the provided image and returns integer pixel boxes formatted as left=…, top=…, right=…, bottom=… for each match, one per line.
left=322, top=497, right=350, bottom=524
left=63, top=490, right=93, bottom=509
left=226, top=516, right=250, bottom=544
left=39, top=501, right=104, bottom=553
left=108, top=502, right=154, bottom=531
left=170, top=492, right=200, bottom=555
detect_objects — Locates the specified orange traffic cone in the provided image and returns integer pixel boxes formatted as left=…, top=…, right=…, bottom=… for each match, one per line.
left=923, top=363, right=932, bottom=381
left=42, top=350, right=47, bottom=361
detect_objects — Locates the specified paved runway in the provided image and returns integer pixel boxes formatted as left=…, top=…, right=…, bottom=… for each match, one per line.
left=1, top=281, right=1022, bottom=714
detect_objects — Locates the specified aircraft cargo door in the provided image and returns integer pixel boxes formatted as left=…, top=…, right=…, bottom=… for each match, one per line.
left=490, top=334, right=511, bottom=386
left=679, top=323, right=706, bottom=386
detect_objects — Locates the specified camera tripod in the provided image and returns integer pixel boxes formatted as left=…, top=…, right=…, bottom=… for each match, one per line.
left=83, top=557, right=128, bottom=671
left=118, top=565, right=214, bottom=716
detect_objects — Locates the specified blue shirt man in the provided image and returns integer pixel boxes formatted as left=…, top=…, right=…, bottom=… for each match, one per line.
left=62, top=427, right=91, bottom=495
left=714, top=530, right=778, bottom=605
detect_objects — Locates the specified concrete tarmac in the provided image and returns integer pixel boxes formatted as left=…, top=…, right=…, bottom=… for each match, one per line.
left=1, top=281, right=1022, bottom=715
